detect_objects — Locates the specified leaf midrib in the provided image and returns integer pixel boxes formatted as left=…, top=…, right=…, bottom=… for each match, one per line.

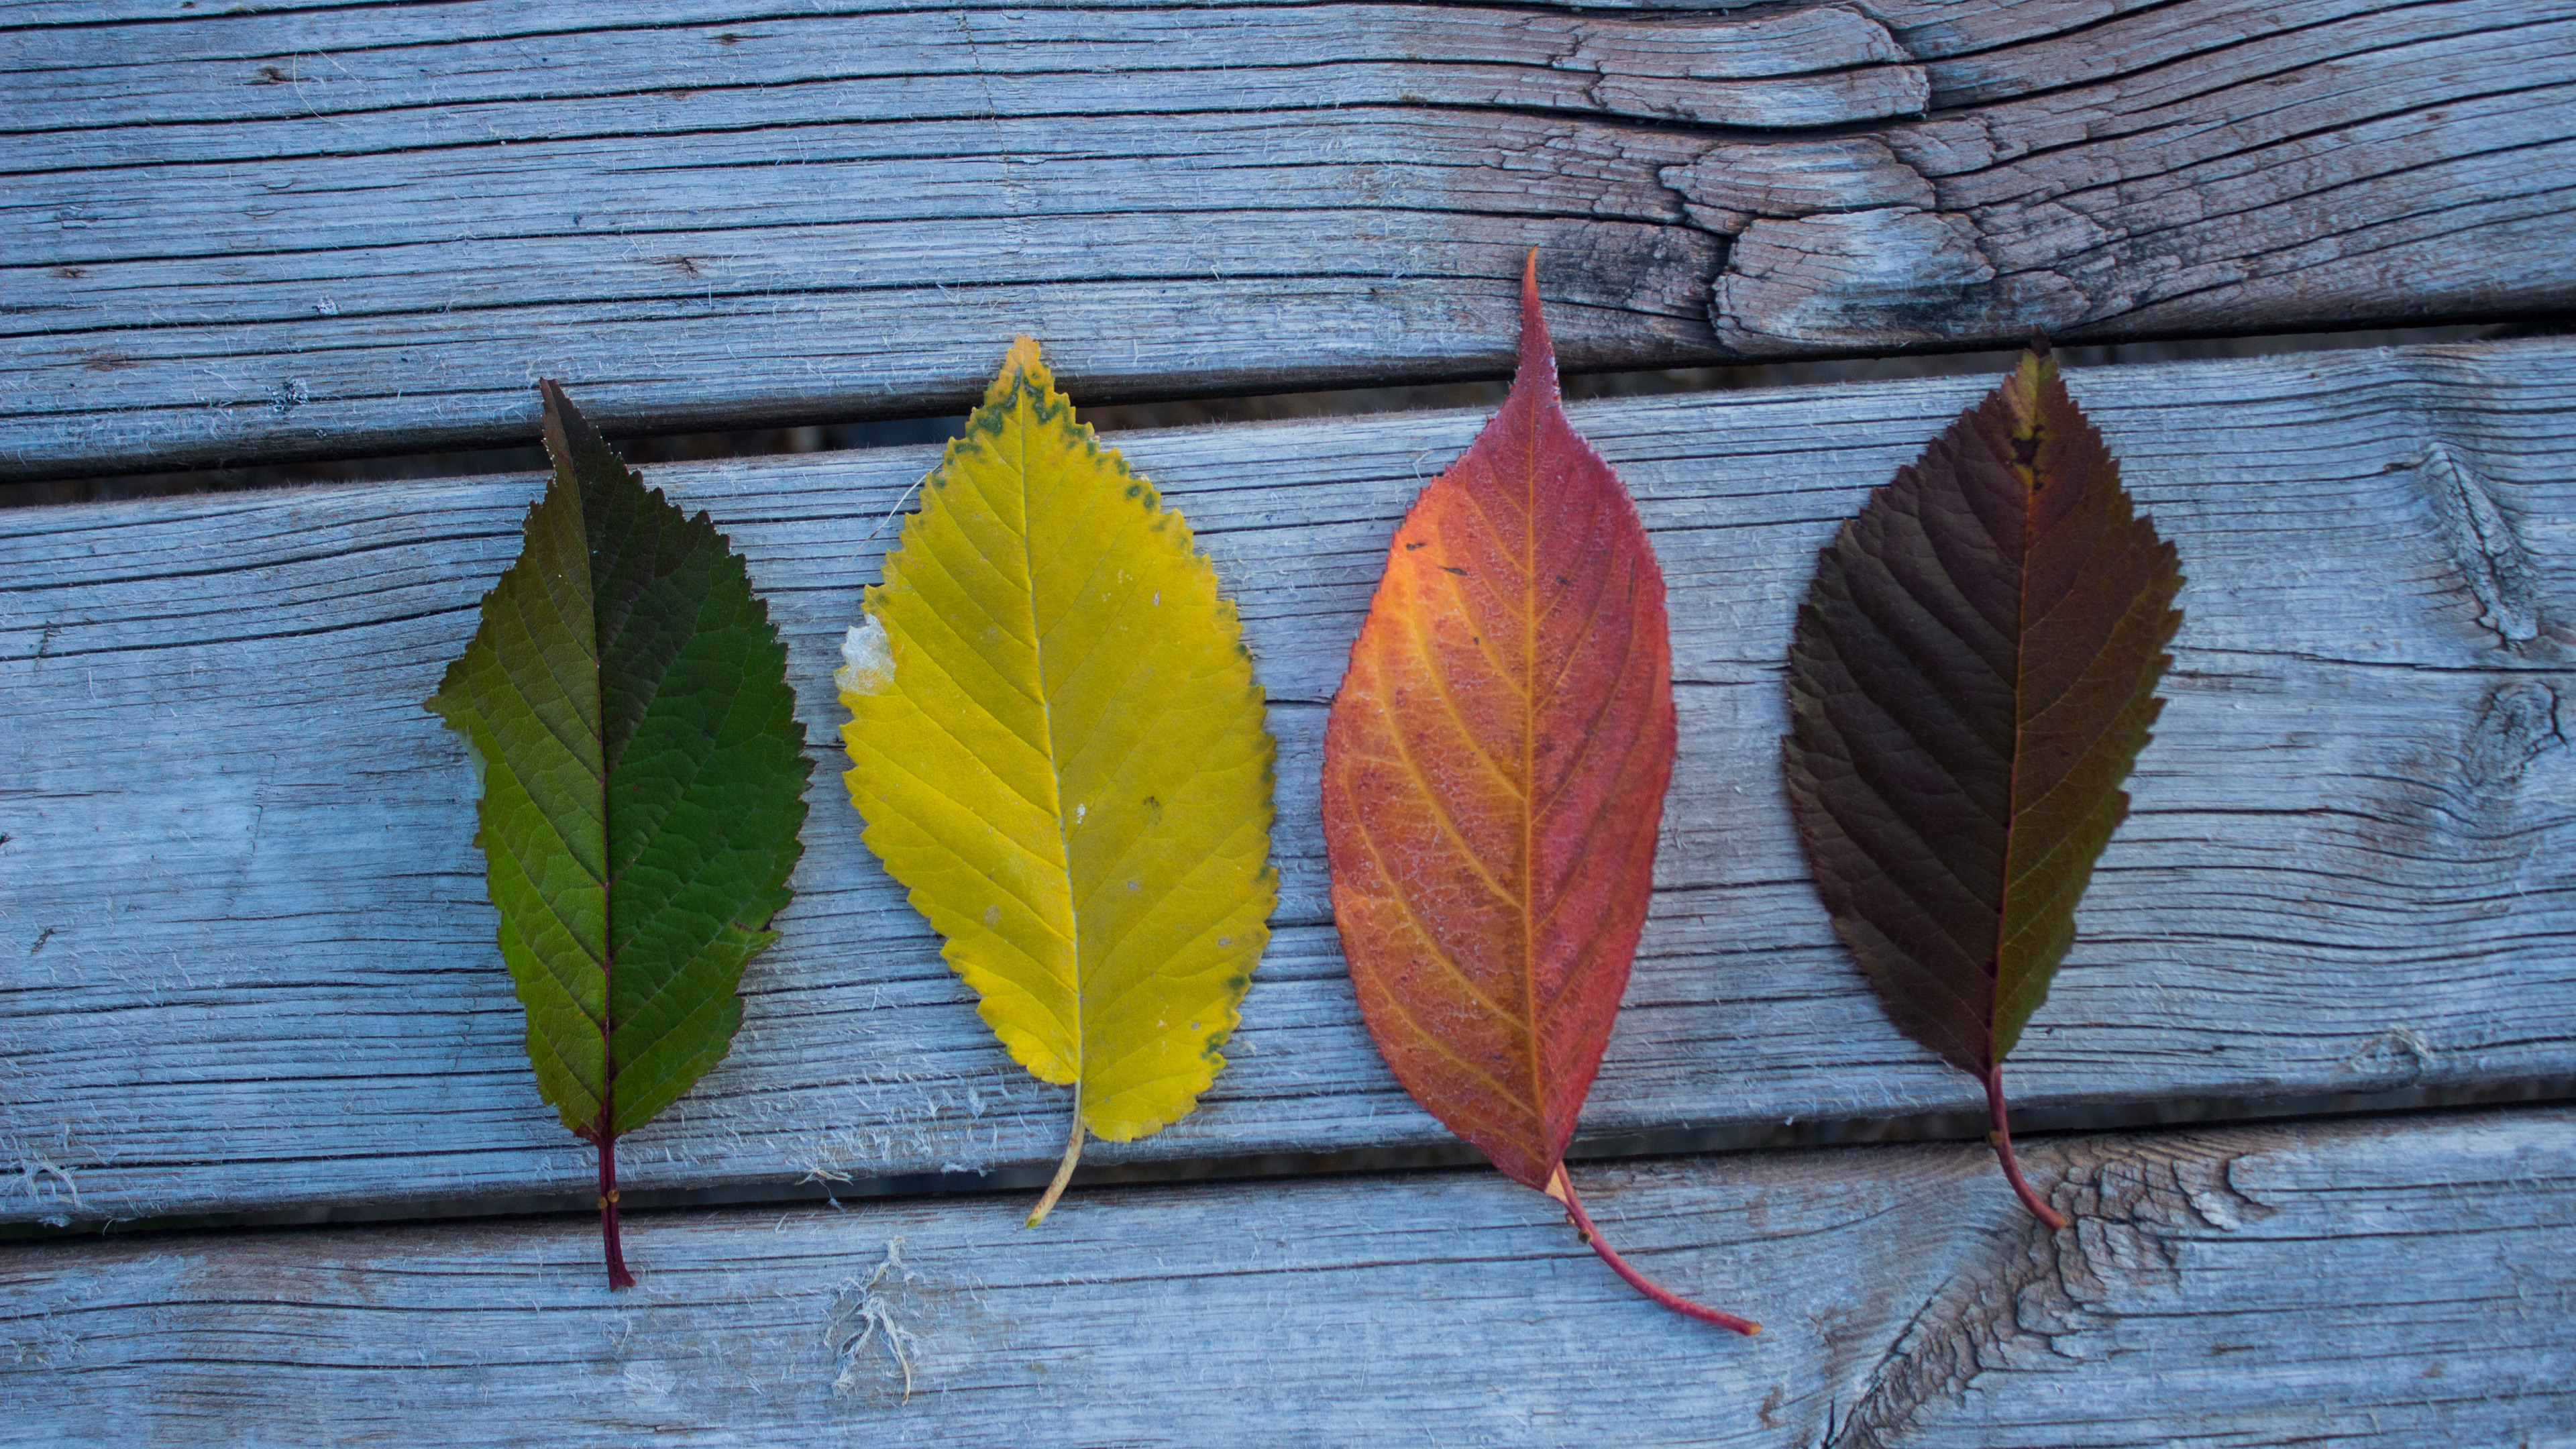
left=1517, top=376, right=1544, bottom=1137
left=584, top=478, right=618, bottom=1141
left=1013, top=378, right=1086, bottom=1100
left=1995, top=406, right=2037, bottom=1078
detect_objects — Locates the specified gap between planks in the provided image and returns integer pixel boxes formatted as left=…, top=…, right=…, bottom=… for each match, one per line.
left=1, top=1104, right=2569, bottom=1447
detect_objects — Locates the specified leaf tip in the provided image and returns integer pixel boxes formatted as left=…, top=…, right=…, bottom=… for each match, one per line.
left=1516, top=250, right=1556, bottom=392
left=533, top=376, right=629, bottom=488
left=992, top=335, right=1051, bottom=405
left=2027, top=327, right=2053, bottom=361
left=535, top=376, right=574, bottom=465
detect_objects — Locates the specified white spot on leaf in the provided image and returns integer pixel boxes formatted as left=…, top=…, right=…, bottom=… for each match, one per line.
left=835, top=616, right=895, bottom=696
left=459, top=735, right=488, bottom=802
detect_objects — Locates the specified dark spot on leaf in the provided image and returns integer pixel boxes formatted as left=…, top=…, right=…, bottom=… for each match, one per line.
left=1440, top=565, right=1468, bottom=576
left=1403, top=540, right=1428, bottom=551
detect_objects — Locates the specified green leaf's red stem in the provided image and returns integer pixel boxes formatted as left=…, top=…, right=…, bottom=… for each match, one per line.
left=1983, top=1063, right=2068, bottom=1231
left=1553, top=1173, right=1759, bottom=1336
left=598, top=1136, right=635, bottom=1289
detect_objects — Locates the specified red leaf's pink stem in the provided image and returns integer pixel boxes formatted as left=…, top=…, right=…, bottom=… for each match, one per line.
left=598, top=1137, right=637, bottom=1290
left=1983, top=1063, right=2068, bottom=1231
left=1550, top=1169, right=1759, bottom=1336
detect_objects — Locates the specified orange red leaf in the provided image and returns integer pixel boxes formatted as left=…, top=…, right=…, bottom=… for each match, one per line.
left=1322, top=253, right=1751, bottom=1334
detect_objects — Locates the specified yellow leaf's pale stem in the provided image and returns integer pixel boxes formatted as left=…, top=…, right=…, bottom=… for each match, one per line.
left=1027, top=1110, right=1085, bottom=1228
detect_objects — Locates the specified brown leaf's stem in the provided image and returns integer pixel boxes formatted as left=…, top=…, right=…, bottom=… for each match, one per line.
left=1984, top=1063, right=2068, bottom=1231
left=1026, top=1112, right=1085, bottom=1228
left=1547, top=1167, right=1759, bottom=1336
left=597, top=1136, right=636, bottom=1290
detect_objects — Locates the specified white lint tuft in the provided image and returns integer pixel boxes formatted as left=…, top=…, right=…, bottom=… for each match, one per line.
left=835, top=616, right=895, bottom=696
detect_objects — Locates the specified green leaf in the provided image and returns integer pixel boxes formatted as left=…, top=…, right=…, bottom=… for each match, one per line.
left=427, top=382, right=811, bottom=1285
left=1782, top=339, right=2183, bottom=1229
left=839, top=337, right=1276, bottom=1226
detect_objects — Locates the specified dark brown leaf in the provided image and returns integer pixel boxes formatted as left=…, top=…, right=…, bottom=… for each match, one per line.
left=1782, top=339, right=2184, bottom=1228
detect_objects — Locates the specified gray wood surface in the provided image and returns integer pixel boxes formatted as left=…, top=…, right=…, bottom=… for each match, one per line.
left=5, top=1106, right=2569, bottom=1446
left=6, top=339, right=2573, bottom=1227
left=9, top=0, right=2575, bottom=478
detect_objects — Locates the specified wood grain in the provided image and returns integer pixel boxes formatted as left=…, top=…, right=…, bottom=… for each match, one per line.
left=8, top=0, right=2575, bottom=477
left=4, top=1106, right=2569, bottom=1446
left=5, top=339, right=2573, bottom=1226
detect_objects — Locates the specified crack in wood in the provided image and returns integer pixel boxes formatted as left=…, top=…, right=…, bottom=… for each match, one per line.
left=1823, top=1132, right=2282, bottom=1448
left=7, top=1, right=2571, bottom=476
left=2416, top=439, right=2546, bottom=647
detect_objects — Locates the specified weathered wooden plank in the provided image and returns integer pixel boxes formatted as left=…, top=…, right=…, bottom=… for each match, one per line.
left=5, top=339, right=2573, bottom=1226
left=4, top=1107, right=2569, bottom=1445
left=7, top=0, right=2574, bottom=477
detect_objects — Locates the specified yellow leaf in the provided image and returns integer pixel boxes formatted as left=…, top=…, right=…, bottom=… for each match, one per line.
left=840, top=337, right=1276, bottom=1224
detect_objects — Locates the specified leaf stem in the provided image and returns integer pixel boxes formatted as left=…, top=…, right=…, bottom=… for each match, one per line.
left=597, top=1136, right=636, bottom=1290
left=1026, top=1112, right=1085, bottom=1228
left=1983, top=1062, right=2068, bottom=1230
left=1548, top=1167, right=1758, bottom=1336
